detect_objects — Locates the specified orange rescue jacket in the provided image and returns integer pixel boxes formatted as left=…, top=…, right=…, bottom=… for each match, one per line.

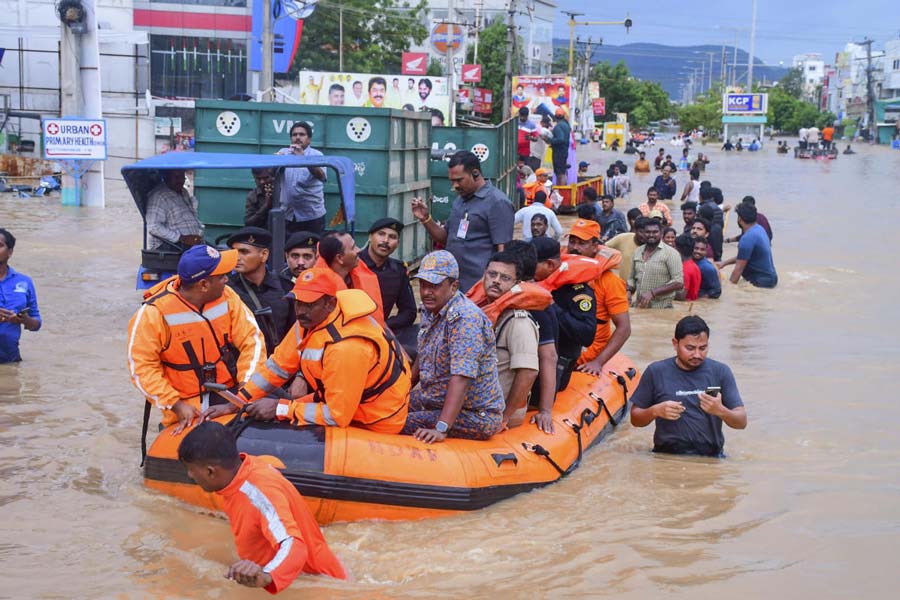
left=466, top=281, right=553, bottom=325
left=127, top=276, right=265, bottom=425
left=240, top=289, right=410, bottom=434
left=218, top=453, right=346, bottom=593
left=313, top=257, right=385, bottom=326
left=538, top=249, right=622, bottom=292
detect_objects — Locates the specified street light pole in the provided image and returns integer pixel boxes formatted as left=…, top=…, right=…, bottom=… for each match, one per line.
left=747, top=0, right=758, bottom=89
left=565, top=12, right=631, bottom=76
left=261, top=0, right=273, bottom=101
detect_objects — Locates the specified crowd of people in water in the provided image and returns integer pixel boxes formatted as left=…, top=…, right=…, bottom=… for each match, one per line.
left=1, top=119, right=773, bottom=592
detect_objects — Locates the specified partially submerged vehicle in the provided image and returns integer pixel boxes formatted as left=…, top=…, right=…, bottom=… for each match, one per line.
left=121, top=152, right=357, bottom=288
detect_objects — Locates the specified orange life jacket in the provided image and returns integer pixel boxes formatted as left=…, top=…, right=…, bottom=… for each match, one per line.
left=538, top=249, right=622, bottom=292
left=314, top=257, right=385, bottom=326
left=466, top=281, right=553, bottom=325
left=294, top=289, right=409, bottom=432
left=140, top=276, right=243, bottom=403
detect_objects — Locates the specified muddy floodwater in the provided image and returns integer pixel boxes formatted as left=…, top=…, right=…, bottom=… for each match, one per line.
left=1, top=142, right=898, bottom=598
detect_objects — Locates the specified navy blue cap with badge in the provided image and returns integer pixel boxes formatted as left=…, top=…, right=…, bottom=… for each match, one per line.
left=226, top=226, right=272, bottom=249
left=284, top=231, right=320, bottom=253
left=368, top=217, right=403, bottom=235
left=530, top=236, right=561, bottom=261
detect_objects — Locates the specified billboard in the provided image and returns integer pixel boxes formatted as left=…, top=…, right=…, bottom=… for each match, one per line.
left=511, top=75, right=573, bottom=121
left=723, top=93, right=768, bottom=114
left=297, top=70, right=451, bottom=118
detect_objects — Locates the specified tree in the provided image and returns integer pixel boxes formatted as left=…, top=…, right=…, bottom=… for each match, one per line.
left=778, top=67, right=804, bottom=99
left=589, top=60, right=672, bottom=126
left=289, top=0, right=429, bottom=75
left=465, top=18, right=523, bottom=123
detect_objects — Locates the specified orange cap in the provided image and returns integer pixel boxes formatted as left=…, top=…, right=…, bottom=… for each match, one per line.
left=287, top=268, right=343, bottom=303
left=535, top=168, right=551, bottom=177
left=569, top=219, right=601, bottom=241
left=555, top=107, right=567, bottom=117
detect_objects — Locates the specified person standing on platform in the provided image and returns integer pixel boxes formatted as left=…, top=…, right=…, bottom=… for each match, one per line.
left=276, top=122, right=327, bottom=235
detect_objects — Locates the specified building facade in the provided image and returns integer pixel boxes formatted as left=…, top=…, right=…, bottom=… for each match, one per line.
left=792, top=53, right=825, bottom=103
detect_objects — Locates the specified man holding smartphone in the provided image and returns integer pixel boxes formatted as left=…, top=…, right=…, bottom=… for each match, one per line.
left=630, top=315, right=747, bottom=457
left=0, top=228, right=42, bottom=363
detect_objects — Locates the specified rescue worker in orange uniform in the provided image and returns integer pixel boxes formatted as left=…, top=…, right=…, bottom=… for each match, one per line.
left=237, top=268, right=410, bottom=433
left=564, top=219, right=632, bottom=376
left=522, top=168, right=552, bottom=206
left=127, top=245, right=265, bottom=439
left=315, top=231, right=386, bottom=326
left=179, top=421, right=346, bottom=593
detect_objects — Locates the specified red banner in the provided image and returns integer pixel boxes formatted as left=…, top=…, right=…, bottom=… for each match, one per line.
left=592, top=97, right=606, bottom=116
left=473, top=87, right=492, bottom=115
left=462, top=64, right=482, bottom=83
left=401, top=52, right=428, bottom=75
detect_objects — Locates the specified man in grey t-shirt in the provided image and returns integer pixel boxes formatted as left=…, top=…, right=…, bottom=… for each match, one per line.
left=630, top=316, right=747, bottom=457
left=411, top=151, right=514, bottom=292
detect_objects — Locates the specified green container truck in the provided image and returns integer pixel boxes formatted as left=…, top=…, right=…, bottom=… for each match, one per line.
left=429, top=117, right=518, bottom=223
left=193, top=100, right=431, bottom=263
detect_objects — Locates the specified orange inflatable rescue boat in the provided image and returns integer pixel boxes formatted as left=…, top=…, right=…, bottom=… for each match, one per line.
left=144, top=354, right=639, bottom=524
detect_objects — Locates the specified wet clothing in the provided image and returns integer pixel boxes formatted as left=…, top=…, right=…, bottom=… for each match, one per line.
left=444, top=181, right=515, bottom=292
left=239, top=290, right=410, bottom=434
left=358, top=248, right=417, bottom=330
left=634, top=159, right=651, bottom=173
left=218, top=453, right=346, bottom=593
left=606, top=232, right=638, bottom=283
left=0, top=266, right=41, bottom=363
left=402, top=291, right=504, bottom=440
left=276, top=147, right=327, bottom=224
left=737, top=224, right=778, bottom=288
left=653, top=175, right=677, bottom=200
left=695, top=258, right=722, bottom=299
left=631, top=357, right=743, bottom=457
left=145, top=183, right=202, bottom=250
left=127, top=278, right=265, bottom=426
left=227, top=271, right=296, bottom=354
left=628, top=243, right=684, bottom=308
left=245, top=187, right=273, bottom=229
left=639, top=201, right=672, bottom=226
left=596, top=209, right=629, bottom=241
left=682, top=259, right=701, bottom=301
left=578, top=270, right=629, bottom=365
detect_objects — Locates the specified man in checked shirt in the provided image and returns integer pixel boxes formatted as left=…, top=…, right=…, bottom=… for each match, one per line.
left=145, top=169, right=204, bottom=250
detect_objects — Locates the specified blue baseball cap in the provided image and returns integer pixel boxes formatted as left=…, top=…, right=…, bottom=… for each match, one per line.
left=177, top=245, right=238, bottom=284
left=413, top=250, right=459, bottom=284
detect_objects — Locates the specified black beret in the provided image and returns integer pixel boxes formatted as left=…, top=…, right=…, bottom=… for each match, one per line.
left=368, top=217, right=403, bottom=235
left=227, top=226, right=272, bottom=249
left=284, top=231, right=320, bottom=252
left=531, top=236, right=561, bottom=261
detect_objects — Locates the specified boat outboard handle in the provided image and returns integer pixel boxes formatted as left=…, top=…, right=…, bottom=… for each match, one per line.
left=202, top=382, right=247, bottom=409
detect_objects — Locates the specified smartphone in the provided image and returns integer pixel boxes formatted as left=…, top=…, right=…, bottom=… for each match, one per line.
left=17, top=308, right=30, bottom=318
left=705, top=386, right=721, bottom=397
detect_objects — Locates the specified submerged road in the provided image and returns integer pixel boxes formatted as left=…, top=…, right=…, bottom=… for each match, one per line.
left=1, top=141, right=898, bottom=598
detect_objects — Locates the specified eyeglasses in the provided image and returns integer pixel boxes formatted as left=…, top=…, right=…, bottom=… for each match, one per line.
left=485, top=270, right=515, bottom=284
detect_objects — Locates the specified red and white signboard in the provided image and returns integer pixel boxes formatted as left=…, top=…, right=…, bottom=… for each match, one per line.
left=42, top=118, right=108, bottom=160
left=401, top=52, right=428, bottom=75
left=456, top=88, right=471, bottom=102
left=473, top=88, right=492, bottom=115
left=592, top=98, right=606, bottom=117
left=461, top=64, right=482, bottom=83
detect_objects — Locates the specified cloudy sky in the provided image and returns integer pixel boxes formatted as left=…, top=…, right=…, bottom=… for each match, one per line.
left=552, top=0, right=898, bottom=65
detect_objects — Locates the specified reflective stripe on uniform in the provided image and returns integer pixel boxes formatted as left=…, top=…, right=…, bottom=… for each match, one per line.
left=250, top=372, right=276, bottom=394
left=239, top=303, right=264, bottom=384
left=239, top=480, right=289, bottom=544
left=320, top=404, right=338, bottom=426
left=264, top=357, right=291, bottom=380
left=300, top=347, right=324, bottom=361
left=263, top=537, right=294, bottom=574
left=302, top=403, right=317, bottom=424
left=127, top=304, right=164, bottom=409
left=162, top=302, right=229, bottom=327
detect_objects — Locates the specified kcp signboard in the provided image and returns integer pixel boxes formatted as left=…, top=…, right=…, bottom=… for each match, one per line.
left=722, top=93, right=768, bottom=114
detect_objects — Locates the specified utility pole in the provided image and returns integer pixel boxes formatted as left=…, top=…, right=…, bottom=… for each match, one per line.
left=339, top=6, right=344, bottom=72
left=857, top=37, right=876, bottom=142
left=707, top=51, right=715, bottom=90
left=261, top=0, right=273, bottom=101
left=502, top=0, right=517, bottom=119
left=720, top=45, right=726, bottom=88
left=565, top=12, right=631, bottom=76
left=747, top=0, right=757, bottom=89
left=447, top=0, right=457, bottom=125
left=732, top=32, right=739, bottom=88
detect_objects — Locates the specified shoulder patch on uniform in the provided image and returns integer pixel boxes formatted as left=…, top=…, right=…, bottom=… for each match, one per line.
left=573, top=293, right=593, bottom=312
left=512, top=309, right=529, bottom=318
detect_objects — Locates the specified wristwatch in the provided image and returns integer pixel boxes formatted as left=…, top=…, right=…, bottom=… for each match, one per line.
left=435, top=420, right=450, bottom=434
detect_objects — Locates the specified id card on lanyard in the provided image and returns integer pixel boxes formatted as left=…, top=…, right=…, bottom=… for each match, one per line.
left=456, top=212, right=470, bottom=240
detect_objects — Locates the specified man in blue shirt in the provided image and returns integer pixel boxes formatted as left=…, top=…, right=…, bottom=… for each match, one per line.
left=0, top=228, right=42, bottom=363
left=276, top=121, right=327, bottom=234
left=630, top=316, right=746, bottom=457
left=692, top=239, right=721, bottom=299
left=719, top=204, right=778, bottom=288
